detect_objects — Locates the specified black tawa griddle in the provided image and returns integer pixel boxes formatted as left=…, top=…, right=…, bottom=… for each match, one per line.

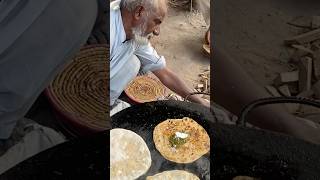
left=111, top=100, right=213, bottom=180
left=1, top=100, right=320, bottom=180
left=112, top=100, right=320, bottom=180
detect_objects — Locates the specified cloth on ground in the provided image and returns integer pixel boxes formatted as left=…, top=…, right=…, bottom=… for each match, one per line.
left=110, top=99, right=131, bottom=117
left=0, top=118, right=66, bottom=175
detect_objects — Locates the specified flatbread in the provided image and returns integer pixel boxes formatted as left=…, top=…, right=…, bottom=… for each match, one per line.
left=153, top=117, right=210, bottom=164
left=233, top=176, right=259, bottom=180
left=146, top=170, right=200, bottom=180
left=125, top=76, right=165, bottom=103
left=110, top=128, right=151, bottom=180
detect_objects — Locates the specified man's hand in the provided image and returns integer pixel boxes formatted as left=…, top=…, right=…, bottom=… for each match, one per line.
left=152, top=67, right=209, bottom=108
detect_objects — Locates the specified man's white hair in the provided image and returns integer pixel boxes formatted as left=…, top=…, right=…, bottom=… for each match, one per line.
left=120, top=0, right=160, bottom=12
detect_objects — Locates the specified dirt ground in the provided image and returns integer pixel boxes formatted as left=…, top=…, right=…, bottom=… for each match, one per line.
left=150, top=6, right=210, bottom=97
left=214, top=0, right=320, bottom=119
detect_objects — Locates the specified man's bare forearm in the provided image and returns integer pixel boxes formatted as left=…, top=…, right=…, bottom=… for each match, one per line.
left=153, top=68, right=207, bottom=105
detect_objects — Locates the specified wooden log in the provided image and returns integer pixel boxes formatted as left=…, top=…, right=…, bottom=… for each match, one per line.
left=311, top=40, right=320, bottom=51
left=274, top=70, right=299, bottom=86
left=312, top=80, right=320, bottom=99
left=313, top=50, right=320, bottom=80
left=291, top=44, right=314, bottom=54
left=204, top=79, right=208, bottom=92
left=265, top=85, right=281, bottom=97
left=284, top=28, right=320, bottom=45
left=197, top=84, right=204, bottom=88
left=287, top=16, right=312, bottom=29
left=312, top=16, right=320, bottom=29
left=298, top=56, right=313, bottom=91
left=278, top=85, right=291, bottom=96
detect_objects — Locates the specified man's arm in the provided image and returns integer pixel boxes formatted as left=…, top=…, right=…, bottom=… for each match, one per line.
left=152, top=67, right=209, bottom=107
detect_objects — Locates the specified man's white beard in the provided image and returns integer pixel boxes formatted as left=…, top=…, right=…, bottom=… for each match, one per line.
left=132, top=26, right=153, bottom=46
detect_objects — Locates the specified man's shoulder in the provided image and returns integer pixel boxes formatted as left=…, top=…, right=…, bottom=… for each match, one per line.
left=110, top=0, right=121, bottom=27
left=110, top=1, right=121, bottom=46
left=110, top=0, right=121, bottom=12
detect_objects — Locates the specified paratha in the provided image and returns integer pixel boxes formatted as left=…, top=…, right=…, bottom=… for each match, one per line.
left=125, top=76, right=165, bottom=103
left=153, top=117, right=210, bottom=164
left=110, top=128, right=151, bottom=180
left=146, top=170, right=200, bottom=180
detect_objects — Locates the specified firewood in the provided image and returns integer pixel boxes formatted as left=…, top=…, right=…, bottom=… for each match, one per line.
left=284, top=28, right=320, bottom=45
left=298, top=56, right=313, bottom=91
left=274, top=71, right=299, bottom=86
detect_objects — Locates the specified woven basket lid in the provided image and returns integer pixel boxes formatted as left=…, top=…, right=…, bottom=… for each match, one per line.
left=46, top=45, right=109, bottom=133
left=125, top=76, right=166, bottom=103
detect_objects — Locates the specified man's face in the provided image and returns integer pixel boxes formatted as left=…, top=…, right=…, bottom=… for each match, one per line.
left=143, top=8, right=166, bottom=37
left=131, top=1, right=166, bottom=45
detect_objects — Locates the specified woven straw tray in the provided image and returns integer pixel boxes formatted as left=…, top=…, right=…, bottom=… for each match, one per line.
left=45, top=44, right=109, bottom=135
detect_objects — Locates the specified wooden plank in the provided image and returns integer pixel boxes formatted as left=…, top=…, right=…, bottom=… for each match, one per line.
left=312, top=80, right=320, bottom=99
left=289, top=44, right=313, bottom=64
left=312, top=16, right=320, bottom=29
left=291, top=44, right=314, bottom=54
left=284, top=28, right=320, bottom=45
left=197, top=84, right=204, bottom=88
left=313, top=50, right=320, bottom=80
left=298, top=56, right=313, bottom=91
left=287, top=16, right=312, bottom=28
left=278, top=85, right=291, bottom=96
left=273, top=70, right=299, bottom=86
left=265, top=85, right=281, bottom=97
left=311, top=40, right=320, bottom=51
left=204, top=79, right=208, bottom=92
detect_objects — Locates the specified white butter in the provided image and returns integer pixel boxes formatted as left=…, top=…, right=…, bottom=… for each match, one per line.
left=175, top=132, right=188, bottom=139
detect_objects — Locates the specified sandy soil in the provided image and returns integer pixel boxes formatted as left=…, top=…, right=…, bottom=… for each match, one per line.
left=150, top=6, right=210, bottom=96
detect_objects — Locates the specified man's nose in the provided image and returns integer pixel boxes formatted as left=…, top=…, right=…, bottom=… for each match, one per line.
left=153, top=27, right=160, bottom=36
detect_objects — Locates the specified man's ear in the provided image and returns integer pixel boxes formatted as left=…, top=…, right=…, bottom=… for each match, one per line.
left=133, top=6, right=145, bottom=20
